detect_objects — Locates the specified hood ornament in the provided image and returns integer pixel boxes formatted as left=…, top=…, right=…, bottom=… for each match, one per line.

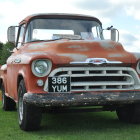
left=70, top=58, right=122, bottom=65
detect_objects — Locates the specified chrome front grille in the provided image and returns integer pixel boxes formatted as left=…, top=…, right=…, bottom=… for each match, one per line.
left=44, top=67, right=140, bottom=92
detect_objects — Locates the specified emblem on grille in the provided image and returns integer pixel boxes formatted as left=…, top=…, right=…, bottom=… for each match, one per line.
left=86, top=58, right=107, bottom=65
left=70, top=58, right=122, bottom=65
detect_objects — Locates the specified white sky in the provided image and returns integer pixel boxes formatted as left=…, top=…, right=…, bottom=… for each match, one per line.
left=0, top=0, right=140, bottom=52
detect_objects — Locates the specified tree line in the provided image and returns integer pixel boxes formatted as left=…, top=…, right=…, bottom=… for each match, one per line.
left=0, top=42, right=15, bottom=65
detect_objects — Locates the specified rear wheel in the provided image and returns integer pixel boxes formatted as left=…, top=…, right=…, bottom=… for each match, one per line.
left=18, top=80, right=42, bottom=131
left=116, top=104, right=140, bottom=123
left=1, top=83, right=16, bottom=111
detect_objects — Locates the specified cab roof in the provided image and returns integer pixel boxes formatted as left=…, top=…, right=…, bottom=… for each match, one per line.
left=19, top=13, right=102, bottom=25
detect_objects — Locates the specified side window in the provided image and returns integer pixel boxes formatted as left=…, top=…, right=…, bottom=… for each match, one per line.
left=25, top=23, right=32, bottom=42
left=92, top=26, right=98, bottom=38
left=92, top=26, right=101, bottom=39
left=17, top=24, right=25, bottom=48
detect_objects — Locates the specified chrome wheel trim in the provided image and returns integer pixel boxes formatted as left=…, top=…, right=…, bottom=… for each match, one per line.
left=2, top=92, right=4, bottom=107
left=18, top=89, right=24, bottom=124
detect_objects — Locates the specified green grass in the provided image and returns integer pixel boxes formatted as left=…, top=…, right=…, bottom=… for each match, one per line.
left=0, top=102, right=140, bottom=140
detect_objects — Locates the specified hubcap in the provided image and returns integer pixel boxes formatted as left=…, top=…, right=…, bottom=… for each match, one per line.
left=18, top=88, right=24, bottom=124
left=2, top=92, right=4, bottom=107
left=2, top=85, right=5, bottom=108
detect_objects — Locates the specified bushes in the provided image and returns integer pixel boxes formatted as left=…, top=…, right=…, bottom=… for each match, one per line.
left=0, top=42, right=15, bottom=65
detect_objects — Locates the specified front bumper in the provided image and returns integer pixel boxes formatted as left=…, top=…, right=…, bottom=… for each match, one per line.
left=23, top=91, right=140, bottom=107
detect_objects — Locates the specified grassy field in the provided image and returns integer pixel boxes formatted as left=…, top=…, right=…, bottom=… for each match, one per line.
left=0, top=102, right=140, bottom=140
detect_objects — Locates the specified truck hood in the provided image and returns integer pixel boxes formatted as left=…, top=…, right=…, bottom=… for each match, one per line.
left=23, top=40, right=135, bottom=65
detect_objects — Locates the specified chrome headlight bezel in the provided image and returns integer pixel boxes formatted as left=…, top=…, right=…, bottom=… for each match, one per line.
left=136, top=61, right=140, bottom=74
left=31, top=59, right=52, bottom=77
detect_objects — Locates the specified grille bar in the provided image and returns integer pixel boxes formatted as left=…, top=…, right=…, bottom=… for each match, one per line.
left=61, top=74, right=133, bottom=77
left=71, top=81, right=134, bottom=86
left=44, top=67, right=140, bottom=92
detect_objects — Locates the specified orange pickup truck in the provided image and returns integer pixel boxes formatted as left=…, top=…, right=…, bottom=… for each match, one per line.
left=1, top=13, right=140, bottom=131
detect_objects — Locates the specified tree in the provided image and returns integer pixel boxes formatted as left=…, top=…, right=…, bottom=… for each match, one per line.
left=0, top=42, right=4, bottom=65
left=0, top=42, right=4, bottom=51
left=0, top=42, right=15, bottom=65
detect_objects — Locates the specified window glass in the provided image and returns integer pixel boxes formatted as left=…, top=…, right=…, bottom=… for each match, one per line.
left=32, top=29, right=74, bottom=40
left=25, top=18, right=102, bottom=42
left=17, top=24, right=25, bottom=47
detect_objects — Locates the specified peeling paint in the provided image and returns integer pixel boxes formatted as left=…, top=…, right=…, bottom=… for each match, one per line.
left=68, top=45, right=89, bottom=51
left=14, top=39, right=134, bottom=65
left=57, top=53, right=87, bottom=61
left=108, top=53, right=124, bottom=58
left=99, top=41, right=114, bottom=49
left=28, top=42, right=50, bottom=50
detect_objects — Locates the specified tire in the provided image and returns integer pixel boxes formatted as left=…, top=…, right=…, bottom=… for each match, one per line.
left=18, top=80, right=42, bottom=131
left=1, top=83, right=16, bottom=111
left=116, top=104, right=140, bottom=123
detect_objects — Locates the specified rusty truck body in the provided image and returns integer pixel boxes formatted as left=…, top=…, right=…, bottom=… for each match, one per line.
left=1, top=13, right=140, bottom=131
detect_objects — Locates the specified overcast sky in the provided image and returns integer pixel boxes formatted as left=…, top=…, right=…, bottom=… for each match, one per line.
left=0, top=0, right=140, bottom=52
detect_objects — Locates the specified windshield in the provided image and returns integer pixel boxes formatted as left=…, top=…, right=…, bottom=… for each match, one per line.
left=25, top=18, right=103, bottom=42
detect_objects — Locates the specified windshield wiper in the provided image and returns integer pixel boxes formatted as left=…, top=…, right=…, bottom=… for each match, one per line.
left=28, top=38, right=61, bottom=43
left=28, top=38, right=83, bottom=43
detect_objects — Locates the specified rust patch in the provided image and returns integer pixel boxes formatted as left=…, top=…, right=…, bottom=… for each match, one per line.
left=23, top=91, right=140, bottom=107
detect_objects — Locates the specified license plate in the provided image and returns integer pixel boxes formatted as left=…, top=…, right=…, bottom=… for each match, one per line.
left=48, top=77, right=71, bottom=93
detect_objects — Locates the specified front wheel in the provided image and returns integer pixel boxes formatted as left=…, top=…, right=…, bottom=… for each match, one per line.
left=18, top=80, right=42, bottom=131
left=116, top=104, right=140, bottom=123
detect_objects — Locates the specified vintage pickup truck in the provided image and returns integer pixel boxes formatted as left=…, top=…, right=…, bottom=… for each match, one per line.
left=1, top=13, right=140, bottom=131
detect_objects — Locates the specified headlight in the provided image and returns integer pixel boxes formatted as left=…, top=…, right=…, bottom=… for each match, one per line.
left=32, top=59, right=52, bottom=77
left=136, top=61, right=140, bottom=74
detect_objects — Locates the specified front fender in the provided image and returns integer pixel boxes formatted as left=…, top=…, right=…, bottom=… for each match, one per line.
left=7, top=52, right=53, bottom=65
left=0, top=64, right=7, bottom=91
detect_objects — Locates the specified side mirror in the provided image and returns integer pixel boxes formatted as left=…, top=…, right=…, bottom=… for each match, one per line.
left=7, top=26, right=17, bottom=44
left=110, top=28, right=119, bottom=42
left=103, top=26, right=119, bottom=42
